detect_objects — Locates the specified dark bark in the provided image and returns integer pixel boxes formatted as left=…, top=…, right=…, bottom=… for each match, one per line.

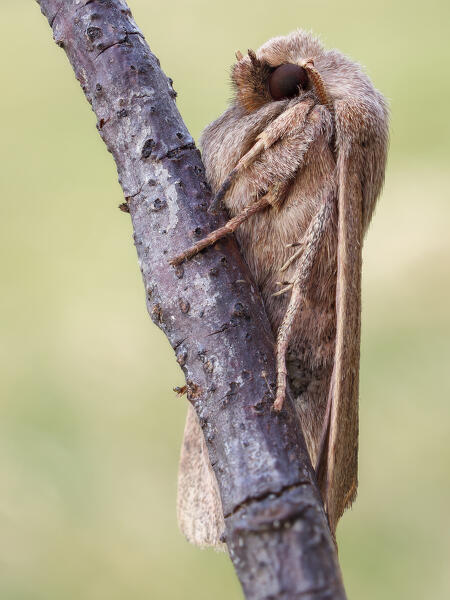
left=36, top=1, right=347, bottom=598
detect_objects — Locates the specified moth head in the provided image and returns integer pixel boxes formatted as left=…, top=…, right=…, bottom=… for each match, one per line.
left=231, top=30, right=327, bottom=113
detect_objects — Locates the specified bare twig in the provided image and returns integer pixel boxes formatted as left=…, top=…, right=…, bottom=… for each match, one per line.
left=36, top=2, right=346, bottom=598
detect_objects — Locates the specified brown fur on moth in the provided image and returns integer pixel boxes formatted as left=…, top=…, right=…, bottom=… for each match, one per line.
left=176, top=29, right=389, bottom=546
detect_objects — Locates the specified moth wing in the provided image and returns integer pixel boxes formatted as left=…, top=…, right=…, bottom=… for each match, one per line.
left=320, top=96, right=389, bottom=534
left=177, top=404, right=225, bottom=548
left=322, top=143, right=363, bottom=535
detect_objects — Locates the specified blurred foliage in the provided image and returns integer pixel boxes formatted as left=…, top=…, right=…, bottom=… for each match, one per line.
left=0, top=1, right=449, bottom=598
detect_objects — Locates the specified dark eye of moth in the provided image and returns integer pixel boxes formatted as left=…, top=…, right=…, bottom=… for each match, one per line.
left=268, top=63, right=309, bottom=101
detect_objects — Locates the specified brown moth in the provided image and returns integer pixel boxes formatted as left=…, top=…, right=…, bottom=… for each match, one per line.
left=173, top=29, right=389, bottom=545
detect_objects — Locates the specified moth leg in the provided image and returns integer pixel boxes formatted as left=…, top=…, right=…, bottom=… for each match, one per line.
left=273, top=282, right=293, bottom=297
left=207, top=140, right=265, bottom=214
left=274, top=280, right=293, bottom=288
left=170, top=183, right=287, bottom=267
left=280, top=243, right=304, bottom=272
left=273, top=191, right=334, bottom=411
left=208, top=98, right=316, bottom=213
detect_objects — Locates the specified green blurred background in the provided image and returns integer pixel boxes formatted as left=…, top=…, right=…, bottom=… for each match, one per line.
left=1, top=1, right=449, bottom=598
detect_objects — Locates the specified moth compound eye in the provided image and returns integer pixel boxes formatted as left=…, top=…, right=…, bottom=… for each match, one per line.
left=268, top=64, right=308, bottom=101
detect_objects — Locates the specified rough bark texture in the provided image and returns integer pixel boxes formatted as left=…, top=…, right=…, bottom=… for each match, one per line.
left=37, top=1, right=347, bottom=598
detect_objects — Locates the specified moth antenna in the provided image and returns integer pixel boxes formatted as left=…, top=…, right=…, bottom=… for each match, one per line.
left=235, top=50, right=243, bottom=61
left=302, top=59, right=334, bottom=114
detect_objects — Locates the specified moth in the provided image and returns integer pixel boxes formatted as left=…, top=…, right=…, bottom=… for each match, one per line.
left=172, top=30, right=388, bottom=545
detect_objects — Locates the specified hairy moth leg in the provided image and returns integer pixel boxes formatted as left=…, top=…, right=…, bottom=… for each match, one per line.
left=208, top=98, right=316, bottom=213
left=273, top=191, right=335, bottom=411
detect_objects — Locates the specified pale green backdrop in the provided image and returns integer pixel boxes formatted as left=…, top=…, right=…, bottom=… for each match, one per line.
left=1, top=1, right=449, bottom=598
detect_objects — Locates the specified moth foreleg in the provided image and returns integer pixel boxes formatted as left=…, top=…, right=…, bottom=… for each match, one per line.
left=208, top=99, right=316, bottom=213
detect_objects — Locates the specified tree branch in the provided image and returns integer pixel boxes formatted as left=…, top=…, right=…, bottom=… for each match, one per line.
left=37, top=1, right=347, bottom=598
